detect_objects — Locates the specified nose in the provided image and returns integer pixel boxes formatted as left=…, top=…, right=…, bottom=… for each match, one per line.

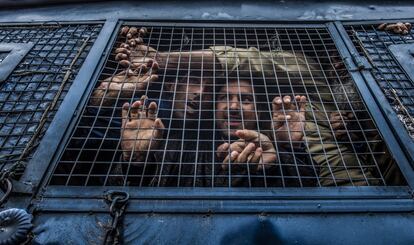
left=188, top=85, right=206, bottom=97
left=229, top=96, right=240, bottom=110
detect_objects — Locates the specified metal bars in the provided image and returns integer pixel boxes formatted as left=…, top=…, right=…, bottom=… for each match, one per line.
left=49, top=24, right=405, bottom=188
left=0, top=23, right=102, bottom=173
left=345, top=24, right=414, bottom=139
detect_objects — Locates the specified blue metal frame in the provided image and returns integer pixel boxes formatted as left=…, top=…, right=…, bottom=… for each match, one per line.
left=14, top=19, right=118, bottom=193
left=35, top=186, right=413, bottom=213
left=334, top=21, right=414, bottom=171
left=3, top=20, right=412, bottom=214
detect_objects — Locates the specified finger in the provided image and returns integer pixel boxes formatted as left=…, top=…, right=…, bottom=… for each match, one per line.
left=147, top=101, right=158, bottom=118
left=332, top=122, right=345, bottom=129
left=122, top=102, right=130, bottom=128
left=120, top=26, right=129, bottom=36
left=330, top=112, right=340, bottom=120
left=149, top=74, right=159, bottom=83
left=236, top=130, right=259, bottom=142
left=139, top=27, right=148, bottom=36
left=221, top=150, right=239, bottom=170
left=115, top=53, right=128, bottom=61
left=229, top=141, right=245, bottom=153
left=153, top=118, right=165, bottom=139
left=231, top=151, right=239, bottom=162
left=272, top=96, right=283, bottom=115
left=249, top=147, right=262, bottom=164
left=130, top=100, right=141, bottom=119
left=124, top=69, right=137, bottom=79
left=217, top=143, right=230, bottom=161
left=221, top=156, right=230, bottom=170
left=140, top=95, right=148, bottom=108
left=298, top=96, right=307, bottom=112
left=384, top=24, right=396, bottom=31
left=135, top=37, right=143, bottom=45
left=119, top=60, right=131, bottom=68
left=128, top=39, right=137, bottom=47
left=236, top=143, right=256, bottom=163
left=115, top=48, right=131, bottom=55
left=282, top=95, right=292, bottom=110
left=134, top=62, right=148, bottom=74
left=149, top=59, right=159, bottom=73
left=154, top=118, right=165, bottom=129
left=332, top=118, right=348, bottom=126
left=331, top=115, right=347, bottom=122
left=294, top=95, right=301, bottom=109
left=127, top=27, right=138, bottom=39
left=377, top=23, right=387, bottom=30
left=120, top=43, right=129, bottom=49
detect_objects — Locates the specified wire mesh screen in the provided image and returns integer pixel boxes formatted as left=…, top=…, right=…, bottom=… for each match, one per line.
left=49, top=24, right=406, bottom=188
left=345, top=24, right=414, bottom=139
left=0, top=23, right=102, bottom=171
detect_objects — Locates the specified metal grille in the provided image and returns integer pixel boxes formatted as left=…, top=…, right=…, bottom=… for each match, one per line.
left=49, top=24, right=405, bottom=188
left=345, top=24, right=414, bottom=139
left=0, top=23, right=102, bottom=171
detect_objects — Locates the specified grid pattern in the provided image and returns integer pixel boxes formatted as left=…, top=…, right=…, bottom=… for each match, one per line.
left=50, top=24, right=405, bottom=188
left=346, top=24, right=414, bottom=139
left=0, top=23, right=102, bottom=172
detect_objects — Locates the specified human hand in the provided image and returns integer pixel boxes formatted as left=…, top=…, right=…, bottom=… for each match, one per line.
left=116, top=26, right=158, bottom=69
left=272, top=95, right=307, bottom=148
left=330, top=111, right=354, bottom=138
left=121, top=95, right=165, bottom=161
left=90, top=60, right=158, bottom=106
left=378, top=22, right=412, bottom=35
left=216, top=130, right=277, bottom=172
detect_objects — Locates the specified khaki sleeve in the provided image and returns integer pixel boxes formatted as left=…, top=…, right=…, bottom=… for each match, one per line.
left=209, top=46, right=319, bottom=79
left=304, top=111, right=379, bottom=186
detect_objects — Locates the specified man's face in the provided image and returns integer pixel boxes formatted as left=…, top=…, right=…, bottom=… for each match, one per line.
left=172, top=76, right=213, bottom=120
left=216, top=80, right=257, bottom=138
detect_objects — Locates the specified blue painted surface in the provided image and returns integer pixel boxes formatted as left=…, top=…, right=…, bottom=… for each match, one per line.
left=1, top=2, right=414, bottom=244
left=32, top=213, right=414, bottom=244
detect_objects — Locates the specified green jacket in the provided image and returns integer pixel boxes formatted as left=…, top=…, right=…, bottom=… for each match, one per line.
left=211, top=46, right=381, bottom=186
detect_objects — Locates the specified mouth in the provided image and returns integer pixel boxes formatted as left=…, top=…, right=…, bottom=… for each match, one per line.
left=224, top=115, right=242, bottom=127
left=186, top=101, right=200, bottom=113
left=187, top=101, right=200, bottom=114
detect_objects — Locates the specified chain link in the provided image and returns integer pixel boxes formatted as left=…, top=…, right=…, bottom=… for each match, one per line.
left=103, top=191, right=129, bottom=245
left=0, top=178, right=12, bottom=206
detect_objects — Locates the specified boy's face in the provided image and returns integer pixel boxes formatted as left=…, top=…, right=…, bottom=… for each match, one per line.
left=172, top=76, right=213, bottom=120
left=215, top=80, right=257, bottom=138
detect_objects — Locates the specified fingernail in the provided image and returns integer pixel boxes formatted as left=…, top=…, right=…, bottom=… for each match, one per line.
left=231, top=151, right=238, bottom=158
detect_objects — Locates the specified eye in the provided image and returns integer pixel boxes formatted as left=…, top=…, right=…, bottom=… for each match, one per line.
left=217, top=94, right=227, bottom=101
left=241, top=95, right=253, bottom=103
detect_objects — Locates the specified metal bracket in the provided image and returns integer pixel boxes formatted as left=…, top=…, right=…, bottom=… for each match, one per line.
left=348, top=52, right=372, bottom=71
left=0, top=42, right=34, bottom=82
left=388, top=43, right=414, bottom=84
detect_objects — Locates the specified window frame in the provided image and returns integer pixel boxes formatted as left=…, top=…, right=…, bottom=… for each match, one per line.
left=336, top=20, right=414, bottom=167
left=15, top=19, right=414, bottom=213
